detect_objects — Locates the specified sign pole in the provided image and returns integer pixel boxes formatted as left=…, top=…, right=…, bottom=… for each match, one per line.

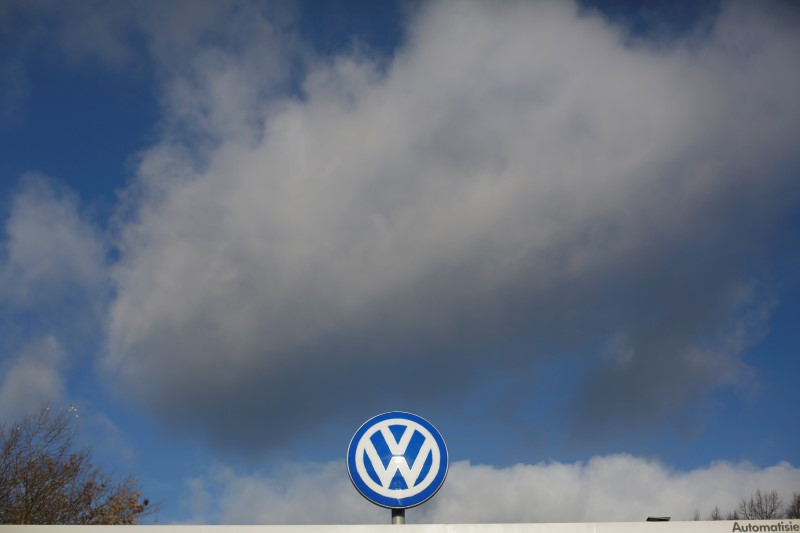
left=392, top=508, right=405, bottom=525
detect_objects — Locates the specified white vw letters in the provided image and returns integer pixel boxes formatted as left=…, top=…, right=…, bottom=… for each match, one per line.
left=355, top=418, right=441, bottom=498
left=348, top=411, right=448, bottom=509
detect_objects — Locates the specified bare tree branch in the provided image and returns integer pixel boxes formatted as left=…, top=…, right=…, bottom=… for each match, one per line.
left=0, top=406, right=154, bottom=525
left=737, top=489, right=782, bottom=520
left=786, top=493, right=800, bottom=519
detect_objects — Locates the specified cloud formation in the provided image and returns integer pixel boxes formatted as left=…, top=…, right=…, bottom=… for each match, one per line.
left=182, top=455, right=800, bottom=524
left=0, top=335, right=65, bottom=420
left=0, top=176, right=107, bottom=417
left=100, top=0, right=800, bottom=453
left=1, top=176, right=106, bottom=310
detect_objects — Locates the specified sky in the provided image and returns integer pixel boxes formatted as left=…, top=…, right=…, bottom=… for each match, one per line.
left=1, top=0, right=799, bottom=525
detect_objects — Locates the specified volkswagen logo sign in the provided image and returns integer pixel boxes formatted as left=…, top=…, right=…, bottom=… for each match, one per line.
left=347, top=411, right=448, bottom=509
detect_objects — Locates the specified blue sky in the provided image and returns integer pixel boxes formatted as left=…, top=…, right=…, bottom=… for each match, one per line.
left=1, top=0, right=799, bottom=525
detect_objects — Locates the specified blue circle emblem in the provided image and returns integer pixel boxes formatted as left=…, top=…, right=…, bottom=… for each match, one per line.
left=347, top=411, right=448, bottom=509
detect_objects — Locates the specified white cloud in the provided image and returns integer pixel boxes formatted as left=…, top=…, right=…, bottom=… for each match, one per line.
left=181, top=456, right=800, bottom=524
left=102, top=0, right=800, bottom=451
left=0, top=175, right=108, bottom=422
left=0, top=335, right=65, bottom=420
left=182, top=461, right=384, bottom=525
left=0, top=174, right=106, bottom=311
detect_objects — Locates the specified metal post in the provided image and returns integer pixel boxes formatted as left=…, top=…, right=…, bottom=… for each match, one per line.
left=392, top=508, right=405, bottom=525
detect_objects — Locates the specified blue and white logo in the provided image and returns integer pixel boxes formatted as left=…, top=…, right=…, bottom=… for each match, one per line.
left=347, top=411, right=448, bottom=509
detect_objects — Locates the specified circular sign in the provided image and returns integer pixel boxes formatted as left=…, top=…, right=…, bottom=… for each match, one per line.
left=347, top=411, right=448, bottom=509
